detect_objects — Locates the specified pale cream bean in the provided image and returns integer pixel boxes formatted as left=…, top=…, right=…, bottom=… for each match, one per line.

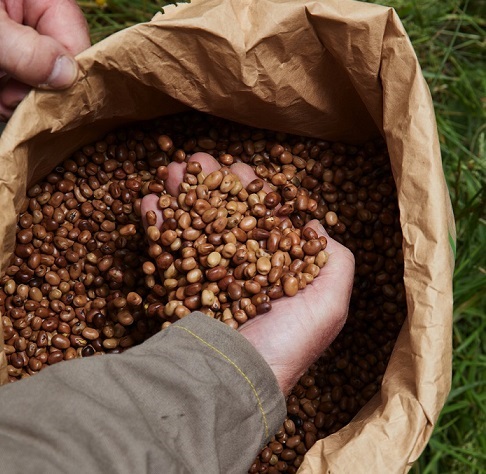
left=256, top=257, right=272, bottom=275
left=207, top=252, right=222, bottom=268
left=315, top=250, right=329, bottom=268
left=201, top=290, right=216, bottom=306
left=187, top=268, right=203, bottom=283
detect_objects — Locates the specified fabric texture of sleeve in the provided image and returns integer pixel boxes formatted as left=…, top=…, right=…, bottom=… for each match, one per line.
left=0, top=313, right=286, bottom=474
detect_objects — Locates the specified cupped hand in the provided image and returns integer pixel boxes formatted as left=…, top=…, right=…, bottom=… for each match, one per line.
left=141, top=153, right=355, bottom=395
left=0, top=0, right=91, bottom=121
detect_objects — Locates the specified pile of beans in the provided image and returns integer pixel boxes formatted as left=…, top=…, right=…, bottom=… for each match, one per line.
left=145, top=163, right=328, bottom=328
left=0, top=112, right=405, bottom=473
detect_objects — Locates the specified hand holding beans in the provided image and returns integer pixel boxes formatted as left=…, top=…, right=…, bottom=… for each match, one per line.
left=141, top=153, right=355, bottom=395
left=0, top=0, right=90, bottom=121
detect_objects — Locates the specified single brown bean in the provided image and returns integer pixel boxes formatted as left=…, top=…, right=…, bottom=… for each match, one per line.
left=282, top=276, right=299, bottom=297
left=51, top=334, right=70, bottom=350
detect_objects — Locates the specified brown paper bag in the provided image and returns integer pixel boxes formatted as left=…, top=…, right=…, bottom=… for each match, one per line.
left=0, top=0, right=455, bottom=471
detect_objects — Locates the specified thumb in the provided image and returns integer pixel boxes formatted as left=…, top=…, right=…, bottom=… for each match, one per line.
left=304, top=219, right=355, bottom=320
left=0, top=13, right=78, bottom=89
left=306, top=219, right=355, bottom=267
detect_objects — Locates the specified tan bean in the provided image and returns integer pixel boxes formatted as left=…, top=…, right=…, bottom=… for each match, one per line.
left=325, top=211, right=338, bottom=226
left=204, top=170, right=224, bottom=190
left=82, top=327, right=100, bottom=340
left=206, top=266, right=227, bottom=281
left=283, top=276, right=299, bottom=297
left=51, top=334, right=70, bottom=350
left=239, top=216, right=257, bottom=232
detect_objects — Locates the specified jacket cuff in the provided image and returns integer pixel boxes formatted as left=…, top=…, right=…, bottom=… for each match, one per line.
left=143, top=312, right=286, bottom=446
left=176, top=313, right=286, bottom=443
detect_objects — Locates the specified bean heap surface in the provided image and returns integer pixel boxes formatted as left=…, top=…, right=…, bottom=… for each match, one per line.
left=0, top=112, right=406, bottom=473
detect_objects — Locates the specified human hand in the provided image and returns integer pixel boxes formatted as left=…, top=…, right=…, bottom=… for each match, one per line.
left=141, top=153, right=355, bottom=395
left=0, top=0, right=91, bottom=121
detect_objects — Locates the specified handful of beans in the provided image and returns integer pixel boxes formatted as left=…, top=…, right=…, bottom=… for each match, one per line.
left=0, top=112, right=405, bottom=473
left=143, top=161, right=329, bottom=329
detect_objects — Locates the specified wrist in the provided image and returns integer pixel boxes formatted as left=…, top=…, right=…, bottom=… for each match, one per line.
left=239, top=323, right=295, bottom=396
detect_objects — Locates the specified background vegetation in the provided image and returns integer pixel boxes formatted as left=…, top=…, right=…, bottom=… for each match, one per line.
left=79, top=0, right=486, bottom=472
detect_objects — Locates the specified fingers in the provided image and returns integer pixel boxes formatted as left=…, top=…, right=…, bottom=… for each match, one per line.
left=141, top=152, right=220, bottom=228
left=164, top=162, right=187, bottom=196
left=0, top=13, right=74, bottom=89
left=189, top=152, right=221, bottom=174
left=0, top=1, right=90, bottom=119
left=24, top=0, right=91, bottom=56
left=151, top=153, right=270, bottom=199
left=164, top=153, right=221, bottom=196
left=305, top=219, right=355, bottom=323
left=229, top=162, right=273, bottom=194
left=304, top=220, right=348, bottom=256
left=141, top=152, right=270, bottom=231
left=140, top=194, right=163, bottom=230
left=0, top=0, right=90, bottom=89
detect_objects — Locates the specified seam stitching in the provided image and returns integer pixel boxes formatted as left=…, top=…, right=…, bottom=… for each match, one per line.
left=174, top=325, right=269, bottom=438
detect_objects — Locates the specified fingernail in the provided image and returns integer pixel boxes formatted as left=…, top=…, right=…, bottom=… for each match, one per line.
left=40, top=56, right=78, bottom=89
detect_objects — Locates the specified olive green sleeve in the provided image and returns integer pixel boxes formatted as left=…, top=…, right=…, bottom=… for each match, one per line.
left=0, top=313, right=286, bottom=474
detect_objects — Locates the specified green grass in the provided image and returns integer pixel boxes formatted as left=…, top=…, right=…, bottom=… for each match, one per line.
left=79, top=1, right=486, bottom=472
left=78, top=0, right=182, bottom=43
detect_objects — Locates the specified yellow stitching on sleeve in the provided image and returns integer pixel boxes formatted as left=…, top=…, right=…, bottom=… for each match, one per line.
left=173, top=325, right=269, bottom=438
